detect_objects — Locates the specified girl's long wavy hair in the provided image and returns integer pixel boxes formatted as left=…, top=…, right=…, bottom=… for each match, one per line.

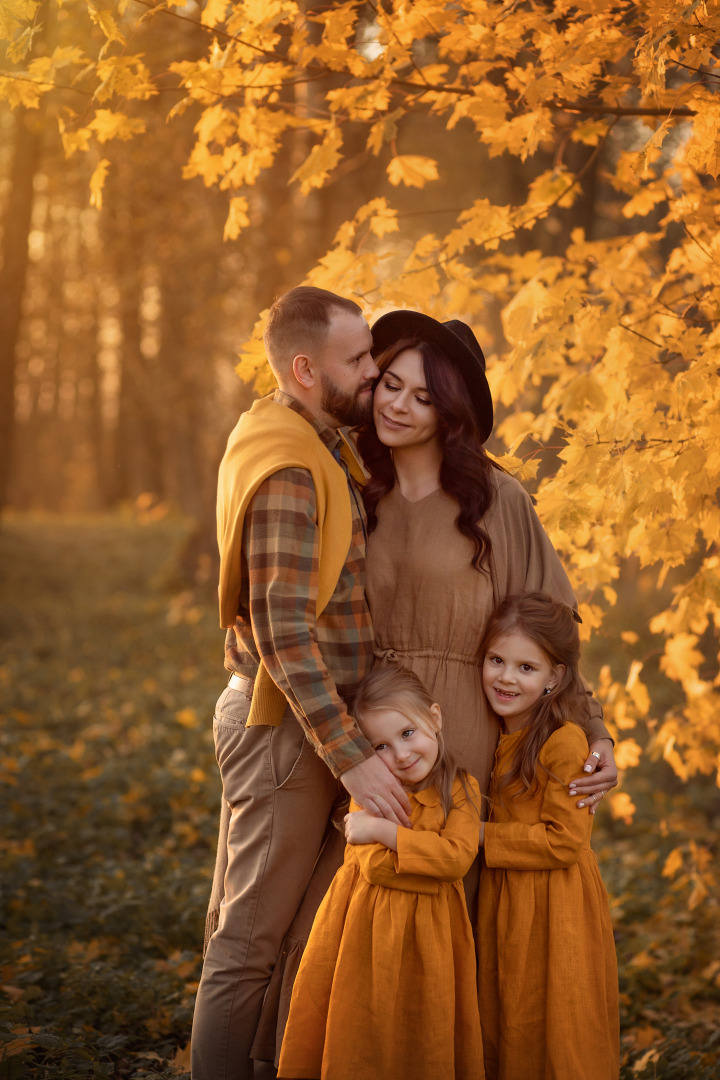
left=356, top=337, right=503, bottom=572
left=480, top=593, right=590, bottom=800
left=351, top=667, right=478, bottom=821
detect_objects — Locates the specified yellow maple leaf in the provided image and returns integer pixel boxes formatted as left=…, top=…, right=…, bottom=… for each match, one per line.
left=608, top=790, right=636, bottom=824
left=386, top=155, right=439, bottom=188
left=0, top=0, right=38, bottom=43
left=223, top=195, right=250, bottom=240
left=291, top=125, right=343, bottom=194
left=614, top=738, right=642, bottom=770
left=0, top=73, right=43, bottom=109
left=684, top=100, right=720, bottom=180
left=662, top=846, right=684, bottom=879
left=201, top=0, right=229, bottom=28
left=660, top=633, right=704, bottom=684
left=89, top=109, right=145, bottom=143
left=89, top=158, right=110, bottom=209
left=175, top=708, right=198, bottom=729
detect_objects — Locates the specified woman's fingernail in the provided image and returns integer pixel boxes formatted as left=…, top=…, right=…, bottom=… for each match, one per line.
left=583, top=764, right=593, bottom=773
left=577, top=801, right=585, bottom=808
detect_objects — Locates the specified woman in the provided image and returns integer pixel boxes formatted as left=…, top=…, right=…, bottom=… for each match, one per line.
left=359, top=310, right=616, bottom=849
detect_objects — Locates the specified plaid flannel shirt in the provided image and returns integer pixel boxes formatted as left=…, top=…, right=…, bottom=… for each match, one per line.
left=224, top=391, right=375, bottom=777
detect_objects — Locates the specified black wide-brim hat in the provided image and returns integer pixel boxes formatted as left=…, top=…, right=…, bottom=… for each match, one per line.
left=371, top=310, right=493, bottom=443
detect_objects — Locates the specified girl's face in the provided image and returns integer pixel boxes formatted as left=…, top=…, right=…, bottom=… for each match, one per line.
left=372, top=348, right=440, bottom=451
left=360, top=704, right=441, bottom=786
left=482, top=631, right=564, bottom=732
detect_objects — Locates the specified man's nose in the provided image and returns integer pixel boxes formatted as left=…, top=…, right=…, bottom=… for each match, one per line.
left=364, top=356, right=380, bottom=380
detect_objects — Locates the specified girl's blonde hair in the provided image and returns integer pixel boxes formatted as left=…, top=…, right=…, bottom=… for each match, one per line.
left=480, top=592, right=590, bottom=799
left=351, top=666, right=477, bottom=819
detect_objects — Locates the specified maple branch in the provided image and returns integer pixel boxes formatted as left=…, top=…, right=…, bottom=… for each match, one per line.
left=667, top=59, right=720, bottom=82
left=551, top=99, right=696, bottom=118
left=386, top=77, right=697, bottom=117
left=0, top=71, right=92, bottom=96
left=682, top=224, right=714, bottom=261
left=656, top=300, right=716, bottom=327
left=618, top=323, right=665, bottom=349
left=131, top=0, right=288, bottom=61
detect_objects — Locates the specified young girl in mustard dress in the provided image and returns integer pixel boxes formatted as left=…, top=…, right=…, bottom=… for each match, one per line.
left=477, top=593, right=619, bottom=1080
left=278, top=667, right=483, bottom=1080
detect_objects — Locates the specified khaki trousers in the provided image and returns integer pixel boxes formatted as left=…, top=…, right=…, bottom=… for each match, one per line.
left=191, top=684, right=341, bottom=1080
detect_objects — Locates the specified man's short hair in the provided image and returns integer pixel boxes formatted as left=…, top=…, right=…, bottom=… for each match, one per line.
left=264, top=286, right=363, bottom=375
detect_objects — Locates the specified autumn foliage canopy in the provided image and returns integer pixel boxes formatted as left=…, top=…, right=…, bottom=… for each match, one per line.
left=2, top=0, right=720, bottom=845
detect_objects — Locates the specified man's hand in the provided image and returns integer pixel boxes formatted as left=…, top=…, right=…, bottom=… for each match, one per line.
left=341, top=755, right=412, bottom=828
left=568, top=738, right=618, bottom=815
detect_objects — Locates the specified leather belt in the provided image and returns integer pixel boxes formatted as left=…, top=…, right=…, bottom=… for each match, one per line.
left=228, top=672, right=255, bottom=695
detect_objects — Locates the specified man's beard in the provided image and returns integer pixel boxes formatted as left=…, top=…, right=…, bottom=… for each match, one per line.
left=320, top=372, right=374, bottom=427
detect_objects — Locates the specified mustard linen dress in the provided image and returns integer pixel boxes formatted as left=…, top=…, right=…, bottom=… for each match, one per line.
left=366, top=472, right=611, bottom=808
left=478, top=723, right=619, bottom=1080
left=277, top=777, right=484, bottom=1080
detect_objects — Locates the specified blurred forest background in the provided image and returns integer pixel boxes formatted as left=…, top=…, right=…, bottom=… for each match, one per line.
left=2, top=0, right=720, bottom=1076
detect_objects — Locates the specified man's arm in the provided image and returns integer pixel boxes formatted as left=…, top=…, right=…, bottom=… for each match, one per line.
left=244, top=468, right=411, bottom=825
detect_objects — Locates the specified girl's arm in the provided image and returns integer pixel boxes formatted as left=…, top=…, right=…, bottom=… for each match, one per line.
left=481, top=726, right=593, bottom=870
left=394, top=780, right=480, bottom=882
left=346, top=779, right=481, bottom=890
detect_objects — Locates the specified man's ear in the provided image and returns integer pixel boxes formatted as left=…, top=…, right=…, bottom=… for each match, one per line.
left=429, top=702, right=443, bottom=733
left=292, top=353, right=316, bottom=389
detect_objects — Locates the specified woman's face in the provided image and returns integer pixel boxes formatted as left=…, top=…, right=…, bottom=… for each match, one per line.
left=372, top=347, right=440, bottom=451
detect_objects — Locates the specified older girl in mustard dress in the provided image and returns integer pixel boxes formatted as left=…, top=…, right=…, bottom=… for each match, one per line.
left=477, top=594, right=619, bottom=1080
left=278, top=667, right=483, bottom=1080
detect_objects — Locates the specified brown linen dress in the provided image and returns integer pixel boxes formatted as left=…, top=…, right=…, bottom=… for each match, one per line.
left=478, top=723, right=619, bottom=1079
left=278, top=779, right=484, bottom=1080
left=366, top=471, right=611, bottom=810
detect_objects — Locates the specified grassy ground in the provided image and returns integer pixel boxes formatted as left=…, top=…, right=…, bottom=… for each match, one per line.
left=0, top=513, right=719, bottom=1078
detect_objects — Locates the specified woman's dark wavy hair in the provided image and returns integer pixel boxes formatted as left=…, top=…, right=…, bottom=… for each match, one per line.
left=480, top=592, right=591, bottom=800
left=356, top=337, right=503, bottom=572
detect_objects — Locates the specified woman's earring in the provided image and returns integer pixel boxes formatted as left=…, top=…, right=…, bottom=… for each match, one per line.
left=544, top=687, right=552, bottom=695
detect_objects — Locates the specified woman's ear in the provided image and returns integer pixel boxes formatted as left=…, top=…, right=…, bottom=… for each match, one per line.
left=429, top=702, right=443, bottom=733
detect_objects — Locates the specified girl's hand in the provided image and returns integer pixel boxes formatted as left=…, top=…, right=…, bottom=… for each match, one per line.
left=568, top=738, right=618, bottom=814
left=344, top=809, right=378, bottom=845
left=344, top=810, right=399, bottom=851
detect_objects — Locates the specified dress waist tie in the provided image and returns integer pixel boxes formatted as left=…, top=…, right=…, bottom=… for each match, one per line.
left=374, top=646, right=478, bottom=665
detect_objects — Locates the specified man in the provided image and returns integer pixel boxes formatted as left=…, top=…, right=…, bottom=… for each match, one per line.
left=191, top=286, right=412, bottom=1080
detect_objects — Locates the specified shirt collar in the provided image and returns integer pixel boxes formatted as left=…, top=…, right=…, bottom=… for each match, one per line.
left=412, top=786, right=442, bottom=808
left=273, top=389, right=342, bottom=456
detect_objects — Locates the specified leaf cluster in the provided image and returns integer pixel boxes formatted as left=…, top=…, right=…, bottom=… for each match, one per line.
left=3, top=2, right=720, bottom=824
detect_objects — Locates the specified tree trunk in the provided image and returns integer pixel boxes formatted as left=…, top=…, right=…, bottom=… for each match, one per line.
left=0, top=109, right=43, bottom=510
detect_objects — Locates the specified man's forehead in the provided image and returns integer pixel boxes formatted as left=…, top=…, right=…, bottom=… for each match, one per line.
left=324, top=309, right=372, bottom=349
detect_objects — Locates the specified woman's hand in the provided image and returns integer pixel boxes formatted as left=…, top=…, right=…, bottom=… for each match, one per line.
left=344, top=810, right=399, bottom=850
left=569, top=738, right=618, bottom=815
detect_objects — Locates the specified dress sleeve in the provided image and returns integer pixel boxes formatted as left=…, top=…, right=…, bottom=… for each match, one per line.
left=395, top=778, right=481, bottom=882
left=349, top=780, right=481, bottom=892
left=483, top=727, right=593, bottom=870
left=492, top=476, right=611, bottom=744
left=244, top=468, right=373, bottom=777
